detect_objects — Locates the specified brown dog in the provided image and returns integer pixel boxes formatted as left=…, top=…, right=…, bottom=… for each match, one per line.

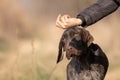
left=57, top=27, right=109, bottom=80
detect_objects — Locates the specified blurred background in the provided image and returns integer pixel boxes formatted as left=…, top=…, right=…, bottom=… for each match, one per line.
left=0, top=0, right=120, bottom=80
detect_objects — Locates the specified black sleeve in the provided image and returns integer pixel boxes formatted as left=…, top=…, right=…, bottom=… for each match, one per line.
left=77, top=0, right=120, bottom=27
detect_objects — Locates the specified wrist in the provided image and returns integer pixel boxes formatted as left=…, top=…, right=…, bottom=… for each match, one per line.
left=76, top=19, right=82, bottom=26
left=77, top=16, right=86, bottom=27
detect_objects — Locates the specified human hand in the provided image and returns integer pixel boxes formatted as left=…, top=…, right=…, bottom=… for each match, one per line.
left=56, top=14, right=82, bottom=29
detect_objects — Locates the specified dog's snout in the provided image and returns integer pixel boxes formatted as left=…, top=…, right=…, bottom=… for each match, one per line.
left=67, top=46, right=73, bottom=51
left=67, top=45, right=77, bottom=53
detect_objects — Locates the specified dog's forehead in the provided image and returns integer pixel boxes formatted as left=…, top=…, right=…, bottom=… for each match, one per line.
left=64, top=27, right=82, bottom=34
left=61, top=28, right=83, bottom=41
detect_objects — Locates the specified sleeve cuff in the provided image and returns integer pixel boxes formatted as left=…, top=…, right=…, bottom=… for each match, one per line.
left=77, top=15, right=87, bottom=27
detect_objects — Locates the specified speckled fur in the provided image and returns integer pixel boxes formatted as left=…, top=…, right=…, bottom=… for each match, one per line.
left=57, top=27, right=109, bottom=80
left=67, top=44, right=109, bottom=80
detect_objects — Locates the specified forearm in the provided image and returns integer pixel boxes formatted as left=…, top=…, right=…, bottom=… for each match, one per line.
left=77, top=0, right=119, bottom=27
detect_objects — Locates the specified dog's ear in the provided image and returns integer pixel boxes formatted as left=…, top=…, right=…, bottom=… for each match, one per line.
left=81, top=29, right=94, bottom=47
left=57, top=37, right=65, bottom=63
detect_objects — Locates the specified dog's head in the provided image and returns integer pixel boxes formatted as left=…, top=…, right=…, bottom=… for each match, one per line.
left=57, top=27, right=94, bottom=63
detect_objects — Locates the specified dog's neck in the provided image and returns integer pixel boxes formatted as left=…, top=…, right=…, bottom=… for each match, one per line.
left=70, top=55, right=90, bottom=73
left=70, top=47, right=92, bottom=72
left=72, top=51, right=89, bottom=63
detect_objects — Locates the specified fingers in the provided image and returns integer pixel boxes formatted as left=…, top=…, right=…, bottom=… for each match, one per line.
left=56, top=14, right=66, bottom=29
left=63, top=15, right=70, bottom=22
left=62, top=15, right=70, bottom=25
left=56, top=14, right=71, bottom=29
left=56, top=14, right=81, bottom=29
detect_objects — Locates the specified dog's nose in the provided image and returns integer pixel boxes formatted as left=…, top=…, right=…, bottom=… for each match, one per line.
left=67, top=46, right=73, bottom=51
left=67, top=46, right=78, bottom=55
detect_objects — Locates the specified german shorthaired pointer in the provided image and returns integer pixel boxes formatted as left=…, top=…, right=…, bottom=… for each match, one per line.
left=57, top=27, right=109, bottom=80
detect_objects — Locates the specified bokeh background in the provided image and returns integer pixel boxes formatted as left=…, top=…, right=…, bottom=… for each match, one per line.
left=0, top=0, right=120, bottom=80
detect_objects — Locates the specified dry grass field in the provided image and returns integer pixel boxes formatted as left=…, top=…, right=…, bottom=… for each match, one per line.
left=0, top=0, right=120, bottom=80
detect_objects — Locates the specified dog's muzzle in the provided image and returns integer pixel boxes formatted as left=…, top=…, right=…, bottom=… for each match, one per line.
left=66, top=38, right=83, bottom=56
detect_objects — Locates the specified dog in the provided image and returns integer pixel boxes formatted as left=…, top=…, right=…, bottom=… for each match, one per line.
left=57, top=27, right=109, bottom=80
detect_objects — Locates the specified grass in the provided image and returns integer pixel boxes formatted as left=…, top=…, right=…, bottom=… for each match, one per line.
left=15, top=66, right=61, bottom=80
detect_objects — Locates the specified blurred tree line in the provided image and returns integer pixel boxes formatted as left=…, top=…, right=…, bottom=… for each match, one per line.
left=0, top=0, right=96, bottom=50
left=0, top=0, right=119, bottom=50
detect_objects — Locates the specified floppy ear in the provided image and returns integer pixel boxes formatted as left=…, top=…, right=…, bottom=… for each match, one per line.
left=57, top=38, right=64, bottom=63
left=81, top=28, right=94, bottom=47
left=86, top=31, right=94, bottom=46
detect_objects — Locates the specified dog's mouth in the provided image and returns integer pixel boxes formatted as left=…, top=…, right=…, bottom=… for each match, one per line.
left=67, top=48, right=82, bottom=56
